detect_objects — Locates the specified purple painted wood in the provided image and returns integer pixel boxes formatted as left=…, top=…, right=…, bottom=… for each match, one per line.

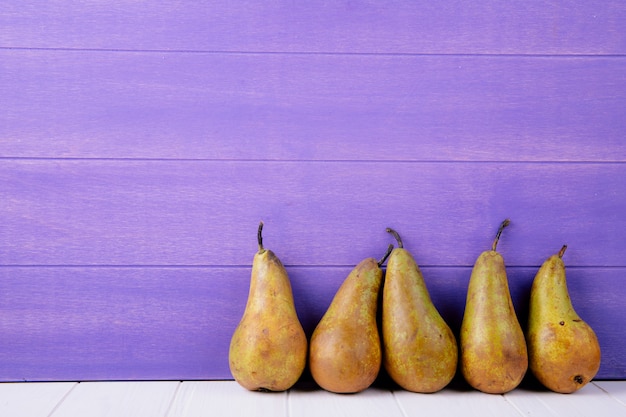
left=1, top=2, right=625, bottom=383
left=2, top=158, right=624, bottom=380
left=2, top=160, right=625, bottom=268
left=1, top=51, right=625, bottom=161
left=1, top=1, right=625, bottom=54
left=0, top=265, right=623, bottom=381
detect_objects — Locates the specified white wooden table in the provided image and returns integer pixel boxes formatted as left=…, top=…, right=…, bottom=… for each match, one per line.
left=1, top=380, right=624, bottom=416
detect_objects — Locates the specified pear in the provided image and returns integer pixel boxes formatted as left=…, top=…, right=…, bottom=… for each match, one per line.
left=229, top=221, right=307, bottom=391
left=460, top=219, right=528, bottom=394
left=382, top=228, right=458, bottom=393
left=309, top=245, right=393, bottom=393
left=527, top=245, right=601, bottom=393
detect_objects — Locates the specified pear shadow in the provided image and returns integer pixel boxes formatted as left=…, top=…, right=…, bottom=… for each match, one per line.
left=289, top=367, right=319, bottom=392
left=288, top=371, right=554, bottom=395
left=515, top=373, right=550, bottom=393
left=375, top=369, right=476, bottom=394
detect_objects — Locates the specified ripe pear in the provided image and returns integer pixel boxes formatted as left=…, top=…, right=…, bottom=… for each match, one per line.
left=460, top=219, right=528, bottom=394
left=527, top=245, right=601, bottom=393
left=382, top=228, right=457, bottom=393
left=229, top=222, right=307, bottom=391
left=309, top=245, right=393, bottom=394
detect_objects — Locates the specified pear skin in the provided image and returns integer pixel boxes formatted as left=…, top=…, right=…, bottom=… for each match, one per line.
left=460, top=219, right=528, bottom=394
left=382, top=228, right=457, bottom=393
left=309, top=245, right=392, bottom=394
left=527, top=245, right=601, bottom=393
left=229, top=222, right=307, bottom=391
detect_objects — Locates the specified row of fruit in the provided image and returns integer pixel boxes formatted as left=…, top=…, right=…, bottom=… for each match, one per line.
left=228, top=220, right=600, bottom=394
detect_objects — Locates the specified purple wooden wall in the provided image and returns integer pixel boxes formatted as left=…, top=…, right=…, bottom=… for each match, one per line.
left=1, top=2, right=625, bottom=382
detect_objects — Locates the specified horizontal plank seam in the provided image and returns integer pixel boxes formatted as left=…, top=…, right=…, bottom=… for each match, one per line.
left=2, top=46, right=626, bottom=58
left=1, top=264, right=624, bottom=269
left=1, top=157, right=626, bottom=164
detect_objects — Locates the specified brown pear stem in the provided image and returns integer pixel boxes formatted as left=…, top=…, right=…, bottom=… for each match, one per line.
left=377, top=244, right=394, bottom=267
left=558, top=244, right=567, bottom=258
left=257, top=221, right=265, bottom=252
left=492, top=219, right=511, bottom=251
left=385, top=228, right=403, bottom=248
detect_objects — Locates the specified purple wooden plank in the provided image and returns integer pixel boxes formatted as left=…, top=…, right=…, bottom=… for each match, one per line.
left=0, top=2, right=624, bottom=54
left=0, top=266, right=622, bottom=381
left=1, top=51, right=625, bottom=161
left=2, top=160, right=625, bottom=268
left=0, top=266, right=237, bottom=381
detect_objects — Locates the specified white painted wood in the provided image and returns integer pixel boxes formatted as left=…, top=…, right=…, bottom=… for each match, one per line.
left=167, top=381, right=288, bottom=417
left=1, top=380, right=624, bottom=417
left=50, top=381, right=179, bottom=417
left=504, top=382, right=626, bottom=416
left=289, top=386, right=404, bottom=417
left=394, top=387, right=522, bottom=417
left=593, top=381, right=626, bottom=407
left=0, top=382, right=75, bottom=417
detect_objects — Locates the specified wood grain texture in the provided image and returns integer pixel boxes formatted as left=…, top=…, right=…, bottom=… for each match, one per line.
left=0, top=267, right=237, bottom=381
left=1, top=2, right=625, bottom=383
left=0, top=266, right=623, bottom=381
left=1, top=1, right=624, bottom=54
left=2, top=50, right=625, bottom=161
left=2, top=160, right=624, bottom=267
left=3, top=381, right=626, bottom=417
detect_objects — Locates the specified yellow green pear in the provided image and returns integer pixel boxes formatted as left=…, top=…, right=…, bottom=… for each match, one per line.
left=309, top=245, right=393, bottom=393
left=229, top=222, right=307, bottom=391
left=382, top=228, right=457, bottom=393
left=527, top=245, right=601, bottom=393
left=460, top=219, right=528, bottom=394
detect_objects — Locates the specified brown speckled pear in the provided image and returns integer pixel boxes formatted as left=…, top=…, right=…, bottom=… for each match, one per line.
left=527, top=245, right=601, bottom=393
left=460, top=219, right=528, bottom=394
left=309, top=245, right=392, bottom=394
left=382, top=228, right=457, bottom=393
left=229, top=222, right=307, bottom=391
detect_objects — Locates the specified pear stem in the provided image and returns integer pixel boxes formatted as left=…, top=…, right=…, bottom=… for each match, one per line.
left=492, top=219, right=511, bottom=251
left=257, top=221, right=264, bottom=252
left=377, top=244, right=394, bottom=267
left=558, top=244, right=567, bottom=258
left=385, top=228, right=403, bottom=249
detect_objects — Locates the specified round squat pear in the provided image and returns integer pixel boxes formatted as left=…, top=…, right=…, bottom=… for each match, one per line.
left=309, top=244, right=393, bottom=394
left=229, top=222, right=307, bottom=391
left=527, top=245, right=601, bottom=393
